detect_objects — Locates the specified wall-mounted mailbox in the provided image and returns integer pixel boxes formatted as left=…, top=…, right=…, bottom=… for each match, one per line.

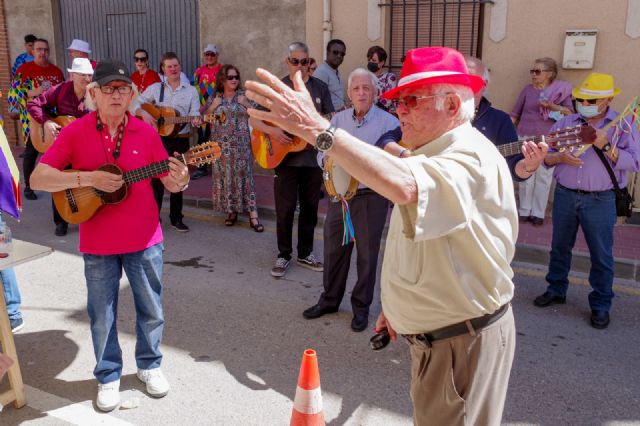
left=563, top=29, right=597, bottom=69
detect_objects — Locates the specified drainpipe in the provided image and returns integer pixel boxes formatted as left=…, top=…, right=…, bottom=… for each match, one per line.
left=322, top=0, right=332, bottom=61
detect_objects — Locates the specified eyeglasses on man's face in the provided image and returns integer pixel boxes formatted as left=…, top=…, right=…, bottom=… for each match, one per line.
left=574, top=97, right=598, bottom=105
left=393, top=93, right=451, bottom=110
left=99, top=85, right=133, bottom=95
left=205, top=52, right=217, bottom=57
left=288, top=57, right=309, bottom=66
left=134, top=56, right=147, bottom=62
left=330, top=50, right=346, bottom=57
left=529, top=69, right=549, bottom=76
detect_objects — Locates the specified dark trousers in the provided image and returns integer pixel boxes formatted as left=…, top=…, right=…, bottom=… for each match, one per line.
left=274, top=165, right=323, bottom=260
left=152, top=137, right=190, bottom=223
left=318, top=190, right=389, bottom=315
left=22, top=138, right=38, bottom=191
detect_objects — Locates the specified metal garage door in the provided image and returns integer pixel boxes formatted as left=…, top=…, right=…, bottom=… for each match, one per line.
left=58, top=0, right=200, bottom=80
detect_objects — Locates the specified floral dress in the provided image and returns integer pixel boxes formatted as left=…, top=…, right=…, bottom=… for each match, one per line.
left=376, top=71, right=398, bottom=112
left=209, top=91, right=258, bottom=213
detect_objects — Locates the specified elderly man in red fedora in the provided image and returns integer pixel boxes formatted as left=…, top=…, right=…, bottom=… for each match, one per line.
left=245, top=46, right=518, bottom=425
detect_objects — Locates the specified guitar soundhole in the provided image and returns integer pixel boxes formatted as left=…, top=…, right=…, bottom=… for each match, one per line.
left=157, top=116, right=165, bottom=126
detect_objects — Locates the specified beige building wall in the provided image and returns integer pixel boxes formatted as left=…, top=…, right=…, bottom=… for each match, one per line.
left=306, top=0, right=390, bottom=98
left=199, top=0, right=305, bottom=83
left=481, top=0, right=639, bottom=113
left=5, top=0, right=60, bottom=66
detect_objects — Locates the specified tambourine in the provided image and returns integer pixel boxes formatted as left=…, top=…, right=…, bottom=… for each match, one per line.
left=323, top=156, right=358, bottom=202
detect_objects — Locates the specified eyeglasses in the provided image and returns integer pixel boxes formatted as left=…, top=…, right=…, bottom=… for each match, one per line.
left=226, top=75, right=239, bottom=81
left=529, top=69, right=548, bottom=76
left=99, top=85, right=133, bottom=95
left=134, top=56, right=147, bottom=62
left=575, top=97, right=598, bottom=105
left=288, top=57, right=309, bottom=66
left=331, top=50, right=346, bottom=57
left=204, top=52, right=217, bottom=57
left=393, top=93, right=451, bottom=109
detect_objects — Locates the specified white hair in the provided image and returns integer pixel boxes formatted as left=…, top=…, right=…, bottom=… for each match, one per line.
left=429, top=83, right=475, bottom=122
left=287, top=42, right=309, bottom=56
left=84, top=81, right=139, bottom=113
left=347, top=68, right=379, bottom=101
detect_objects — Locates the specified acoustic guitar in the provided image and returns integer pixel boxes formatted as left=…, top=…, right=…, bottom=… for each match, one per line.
left=53, top=141, right=222, bottom=224
left=138, top=103, right=226, bottom=137
left=497, top=125, right=596, bottom=157
left=29, top=115, right=76, bottom=153
left=251, top=112, right=334, bottom=169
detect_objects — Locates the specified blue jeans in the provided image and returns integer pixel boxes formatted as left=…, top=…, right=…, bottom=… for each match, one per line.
left=545, top=185, right=617, bottom=311
left=1, top=268, right=21, bottom=320
left=0, top=213, right=21, bottom=320
left=83, top=243, right=165, bottom=384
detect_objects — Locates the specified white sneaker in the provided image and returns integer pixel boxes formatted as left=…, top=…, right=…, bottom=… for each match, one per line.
left=96, top=379, right=120, bottom=412
left=137, top=368, right=170, bottom=397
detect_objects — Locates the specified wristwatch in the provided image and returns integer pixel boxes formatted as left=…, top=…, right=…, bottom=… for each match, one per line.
left=601, top=143, right=612, bottom=153
left=315, top=124, right=337, bottom=152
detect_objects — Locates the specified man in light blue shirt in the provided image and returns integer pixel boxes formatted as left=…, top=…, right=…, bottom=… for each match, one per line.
left=313, top=39, right=347, bottom=110
left=303, top=68, right=400, bottom=332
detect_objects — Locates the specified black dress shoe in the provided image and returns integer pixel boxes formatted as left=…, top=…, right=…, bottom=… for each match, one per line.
left=24, top=188, right=37, bottom=200
left=55, top=223, right=68, bottom=237
left=533, top=291, right=566, bottom=307
left=302, top=304, right=338, bottom=320
left=351, top=313, right=369, bottom=332
left=531, top=217, right=544, bottom=227
left=590, top=310, right=610, bottom=329
left=171, top=220, right=189, bottom=232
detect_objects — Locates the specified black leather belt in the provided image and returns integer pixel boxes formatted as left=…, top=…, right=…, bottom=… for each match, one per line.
left=404, top=304, right=509, bottom=347
left=355, top=188, right=376, bottom=196
left=558, top=183, right=613, bottom=195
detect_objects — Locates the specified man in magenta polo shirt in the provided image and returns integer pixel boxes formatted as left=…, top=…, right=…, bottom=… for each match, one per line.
left=534, top=73, right=640, bottom=329
left=30, top=59, right=190, bottom=411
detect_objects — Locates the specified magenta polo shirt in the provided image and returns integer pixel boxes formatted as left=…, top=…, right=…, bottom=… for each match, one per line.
left=41, top=111, right=168, bottom=255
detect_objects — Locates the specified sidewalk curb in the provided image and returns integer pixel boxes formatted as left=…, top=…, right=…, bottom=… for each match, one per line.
left=180, top=196, right=639, bottom=283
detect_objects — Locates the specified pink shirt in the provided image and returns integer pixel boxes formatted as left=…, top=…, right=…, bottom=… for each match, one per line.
left=41, top=111, right=168, bottom=255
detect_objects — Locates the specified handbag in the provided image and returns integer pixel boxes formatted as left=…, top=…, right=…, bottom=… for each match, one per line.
left=594, top=147, right=634, bottom=217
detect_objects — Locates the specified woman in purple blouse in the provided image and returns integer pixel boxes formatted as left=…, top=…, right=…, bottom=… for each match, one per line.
left=511, top=57, right=574, bottom=226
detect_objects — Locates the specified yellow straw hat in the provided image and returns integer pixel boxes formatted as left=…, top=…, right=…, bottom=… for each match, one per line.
left=572, top=72, right=621, bottom=100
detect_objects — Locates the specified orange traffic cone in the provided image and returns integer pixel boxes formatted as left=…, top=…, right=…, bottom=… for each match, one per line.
left=290, top=349, right=325, bottom=426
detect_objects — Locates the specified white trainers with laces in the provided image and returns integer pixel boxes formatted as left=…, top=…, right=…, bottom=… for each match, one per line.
left=137, top=368, right=170, bottom=397
left=96, top=379, right=120, bottom=412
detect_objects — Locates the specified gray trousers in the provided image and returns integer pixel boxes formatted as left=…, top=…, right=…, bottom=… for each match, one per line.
left=408, top=305, right=516, bottom=426
left=318, top=190, right=388, bottom=315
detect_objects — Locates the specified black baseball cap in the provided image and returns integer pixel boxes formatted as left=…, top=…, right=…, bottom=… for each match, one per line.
left=92, top=59, right=132, bottom=86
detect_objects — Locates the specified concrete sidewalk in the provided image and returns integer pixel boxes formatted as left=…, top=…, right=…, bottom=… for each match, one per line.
left=184, top=167, right=640, bottom=282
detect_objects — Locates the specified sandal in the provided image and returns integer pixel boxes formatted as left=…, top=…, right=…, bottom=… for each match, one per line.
left=225, top=212, right=238, bottom=226
left=250, top=217, right=264, bottom=233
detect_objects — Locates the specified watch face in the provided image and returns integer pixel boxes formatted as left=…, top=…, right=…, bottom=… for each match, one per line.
left=316, top=132, right=333, bottom=151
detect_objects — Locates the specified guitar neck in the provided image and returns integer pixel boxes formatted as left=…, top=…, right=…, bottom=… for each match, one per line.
left=163, top=115, right=200, bottom=124
left=497, top=134, right=557, bottom=157
left=123, top=157, right=183, bottom=184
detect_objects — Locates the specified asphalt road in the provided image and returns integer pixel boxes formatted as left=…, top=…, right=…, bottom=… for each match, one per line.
left=1, top=194, right=639, bottom=425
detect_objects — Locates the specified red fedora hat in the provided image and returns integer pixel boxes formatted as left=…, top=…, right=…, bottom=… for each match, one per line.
left=382, top=47, right=485, bottom=100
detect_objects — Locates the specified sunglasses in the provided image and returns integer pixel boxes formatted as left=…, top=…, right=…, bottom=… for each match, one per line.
left=574, top=97, right=598, bottom=105
left=205, top=52, right=217, bottom=57
left=393, top=93, right=450, bottom=109
left=529, top=69, right=548, bottom=76
left=331, top=50, right=346, bottom=57
left=99, top=85, right=133, bottom=95
left=226, top=75, right=239, bottom=81
left=134, top=56, right=148, bottom=62
left=288, top=57, right=309, bottom=66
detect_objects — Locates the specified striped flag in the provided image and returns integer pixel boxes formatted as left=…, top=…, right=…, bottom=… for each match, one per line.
left=0, top=125, right=21, bottom=219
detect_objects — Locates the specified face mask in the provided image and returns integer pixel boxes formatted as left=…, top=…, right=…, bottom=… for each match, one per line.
left=576, top=103, right=600, bottom=118
left=367, top=62, right=379, bottom=73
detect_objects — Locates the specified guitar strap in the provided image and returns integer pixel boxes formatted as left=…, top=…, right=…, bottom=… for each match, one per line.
left=159, top=82, right=165, bottom=104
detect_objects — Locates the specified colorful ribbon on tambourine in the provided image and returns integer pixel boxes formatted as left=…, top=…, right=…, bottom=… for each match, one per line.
left=608, top=96, right=640, bottom=149
left=340, top=198, right=356, bottom=246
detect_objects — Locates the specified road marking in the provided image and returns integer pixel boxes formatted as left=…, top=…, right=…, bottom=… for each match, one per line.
left=23, top=385, right=136, bottom=425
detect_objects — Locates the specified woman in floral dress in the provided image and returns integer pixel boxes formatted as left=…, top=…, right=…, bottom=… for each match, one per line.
left=204, top=64, right=263, bottom=232
left=366, top=45, right=397, bottom=112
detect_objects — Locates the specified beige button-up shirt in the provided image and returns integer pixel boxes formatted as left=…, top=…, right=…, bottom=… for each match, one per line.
left=381, top=122, right=518, bottom=334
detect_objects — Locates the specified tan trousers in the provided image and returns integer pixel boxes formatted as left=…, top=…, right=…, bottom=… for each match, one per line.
left=408, top=305, right=515, bottom=426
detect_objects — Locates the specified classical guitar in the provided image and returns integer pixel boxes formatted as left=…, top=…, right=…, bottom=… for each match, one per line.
left=53, top=141, right=222, bottom=224
left=251, top=112, right=334, bottom=169
left=138, top=103, right=226, bottom=137
left=497, top=125, right=596, bottom=157
left=29, top=115, right=76, bottom=153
